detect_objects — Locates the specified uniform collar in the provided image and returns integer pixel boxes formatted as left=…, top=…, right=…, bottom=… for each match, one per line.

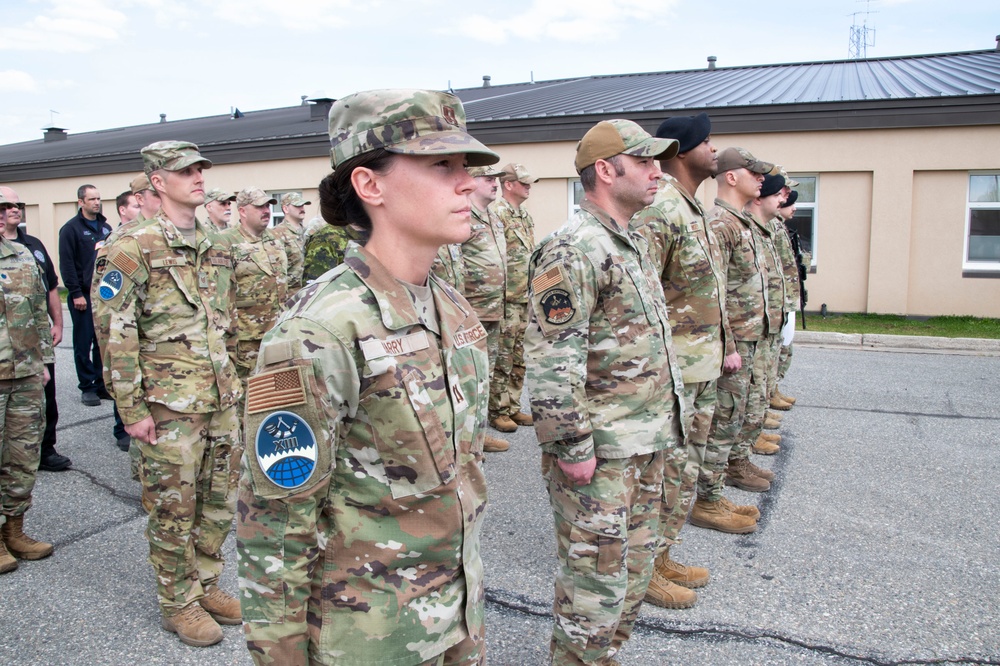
left=155, top=211, right=213, bottom=250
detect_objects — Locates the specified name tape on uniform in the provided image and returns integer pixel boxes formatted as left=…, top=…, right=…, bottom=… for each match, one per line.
left=360, top=331, right=430, bottom=361
left=453, top=323, right=487, bottom=349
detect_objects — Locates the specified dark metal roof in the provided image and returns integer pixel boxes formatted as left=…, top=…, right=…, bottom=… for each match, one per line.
left=2, top=49, right=999, bottom=182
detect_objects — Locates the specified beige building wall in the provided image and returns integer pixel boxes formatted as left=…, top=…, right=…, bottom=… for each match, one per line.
left=7, top=124, right=999, bottom=316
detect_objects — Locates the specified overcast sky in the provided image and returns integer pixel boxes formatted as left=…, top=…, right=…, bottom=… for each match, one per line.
left=0, top=0, right=996, bottom=146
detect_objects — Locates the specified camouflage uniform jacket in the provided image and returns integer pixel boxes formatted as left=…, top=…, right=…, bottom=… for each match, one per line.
left=493, top=196, right=534, bottom=304
left=217, top=225, right=289, bottom=343
left=91, top=215, right=145, bottom=345
left=524, top=198, right=685, bottom=464
left=93, top=212, right=241, bottom=424
left=270, top=221, right=304, bottom=292
left=0, top=237, right=54, bottom=379
left=772, top=216, right=800, bottom=309
left=633, top=175, right=729, bottom=383
left=237, top=242, right=489, bottom=666
left=461, top=204, right=507, bottom=322
left=708, top=199, right=767, bottom=345
left=431, top=243, right=465, bottom=292
left=302, top=223, right=369, bottom=284
left=755, top=213, right=784, bottom=331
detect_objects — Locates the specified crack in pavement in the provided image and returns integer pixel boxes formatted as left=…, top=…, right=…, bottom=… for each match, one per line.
left=798, top=404, right=1000, bottom=421
left=51, top=467, right=145, bottom=549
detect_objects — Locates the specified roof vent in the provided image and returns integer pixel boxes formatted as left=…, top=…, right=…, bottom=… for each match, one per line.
left=308, top=95, right=335, bottom=120
left=995, top=34, right=999, bottom=51
left=159, top=113, right=167, bottom=123
left=483, top=75, right=491, bottom=88
left=300, top=95, right=309, bottom=106
left=42, top=126, right=67, bottom=142
left=707, top=56, right=717, bottom=70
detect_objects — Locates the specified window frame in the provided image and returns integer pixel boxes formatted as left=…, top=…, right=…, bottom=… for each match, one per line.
left=267, top=190, right=290, bottom=228
left=568, top=178, right=584, bottom=216
left=787, top=174, right=819, bottom=269
left=963, top=172, right=1000, bottom=272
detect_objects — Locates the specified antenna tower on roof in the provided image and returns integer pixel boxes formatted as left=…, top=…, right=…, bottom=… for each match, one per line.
left=848, top=0, right=878, bottom=59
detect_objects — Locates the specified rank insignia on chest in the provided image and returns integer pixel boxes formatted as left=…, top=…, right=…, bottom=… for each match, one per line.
left=540, top=288, right=575, bottom=325
left=99, top=270, right=123, bottom=300
left=255, top=411, right=317, bottom=490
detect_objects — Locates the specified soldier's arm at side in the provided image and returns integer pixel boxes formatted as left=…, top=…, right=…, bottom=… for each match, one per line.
left=31, top=263, right=55, bottom=366
left=524, top=244, right=598, bottom=466
left=238, top=319, right=355, bottom=665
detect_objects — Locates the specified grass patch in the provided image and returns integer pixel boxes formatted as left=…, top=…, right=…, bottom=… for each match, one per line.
left=797, top=313, right=1000, bottom=339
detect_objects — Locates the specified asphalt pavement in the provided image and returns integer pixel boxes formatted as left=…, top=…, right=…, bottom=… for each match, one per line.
left=2, top=332, right=999, bottom=665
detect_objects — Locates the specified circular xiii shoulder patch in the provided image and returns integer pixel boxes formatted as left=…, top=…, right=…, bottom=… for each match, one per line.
left=540, top=288, right=575, bottom=325
left=99, top=269, right=123, bottom=300
left=255, top=411, right=318, bottom=489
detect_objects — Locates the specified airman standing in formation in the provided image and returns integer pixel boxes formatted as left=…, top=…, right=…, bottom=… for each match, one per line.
left=270, top=192, right=310, bottom=291
left=525, top=119, right=684, bottom=665
left=203, top=188, right=236, bottom=230
left=492, top=162, right=538, bottom=433
left=0, top=192, right=55, bottom=574
left=93, top=141, right=243, bottom=647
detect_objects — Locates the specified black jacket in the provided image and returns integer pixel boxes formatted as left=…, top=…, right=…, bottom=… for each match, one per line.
left=58, top=208, right=111, bottom=299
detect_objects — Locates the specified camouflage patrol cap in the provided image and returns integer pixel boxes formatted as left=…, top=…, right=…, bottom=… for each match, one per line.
left=498, top=163, right=538, bottom=184
left=716, top=147, right=777, bottom=175
left=777, top=166, right=800, bottom=188
left=204, top=188, right=236, bottom=204
left=140, top=140, right=212, bottom=175
left=468, top=165, right=507, bottom=178
left=328, top=88, right=499, bottom=169
left=280, top=192, right=311, bottom=206
left=574, top=119, right=679, bottom=174
left=236, top=187, right=277, bottom=208
left=129, top=174, right=152, bottom=194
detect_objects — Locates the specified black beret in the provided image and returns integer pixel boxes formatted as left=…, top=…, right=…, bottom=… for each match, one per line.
left=759, top=173, right=786, bottom=199
left=779, top=190, right=799, bottom=208
left=655, top=112, right=711, bottom=154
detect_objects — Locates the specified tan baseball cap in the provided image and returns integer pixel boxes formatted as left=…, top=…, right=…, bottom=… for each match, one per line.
left=129, top=174, right=152, bottom=194
left=716, top=147, right=777, bottom=175
left=574, top=119, right=679, bottom=174
left=236, top=187, right=277, bottom=208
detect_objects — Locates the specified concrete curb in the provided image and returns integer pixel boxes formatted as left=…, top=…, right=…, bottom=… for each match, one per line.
left=795, top=330, right=1000, bottom=355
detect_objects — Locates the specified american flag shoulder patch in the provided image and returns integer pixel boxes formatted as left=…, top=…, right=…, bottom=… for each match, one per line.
left=247, top=366, right=307, bottom=415
left=531, top=265, right=563, bottom=293
left=110, top=250, right=140, bottom=277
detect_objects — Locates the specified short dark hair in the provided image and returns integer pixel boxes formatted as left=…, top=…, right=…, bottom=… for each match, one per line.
left=578, top=155, right=625, bottom=193
left=77, top=184, right=97, bottom=201
left=115, top=191, right=133, bottom=212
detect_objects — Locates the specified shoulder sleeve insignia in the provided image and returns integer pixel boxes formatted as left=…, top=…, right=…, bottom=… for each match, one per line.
left=531, top=265, right=564, bottom=294
left=539, top=288, right=576, bottom=325
left=98, top=269, right=124, bottom=301
left=247, top=366, right=307, bottom=414
left=254, top=411, right=318, bottom=490
left=110, top=250, right=140, bottom=276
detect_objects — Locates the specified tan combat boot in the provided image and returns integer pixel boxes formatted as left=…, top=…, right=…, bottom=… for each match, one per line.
left=200, top=586, right=242, bottom=625
left=654, top=547, right=709, bottom=589
left=483, top=436, right=510, bottom=453
left=752, top=435, right=780, bottom=455
left=775, top=387, right=797, bottom=405
left=718, top=496, right=761, bottom=520
left=759, top=432, right=781, bottom=444
left=644, top=570, right=697, bottom=609
left=161, top=602, right=224, bottom=646
left=0, top=532, right=18, bottom=574
left=763, top=416, right=782, bottom=430
left=725, top=458, right=770, bottom=492
left=769, top=394, right=792, bottom=411
left=490, top=415, right=517, bottom=432
left=688, top=498, right=757, bottom=534
left=0, top=515, right=53, bottom=560
left=746, top=459, right=775, bottom=482
left=766, top=410, right=784, bottom=421
left=510, top=412, right=534, bottom=426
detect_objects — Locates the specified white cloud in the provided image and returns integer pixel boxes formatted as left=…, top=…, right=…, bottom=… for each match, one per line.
left=0, top=0, right=128, bottom=53
left=208, top=0, right=352, bottom=30
left=451, top=0, right=678, bottom=45
left=0, top=71, right=39, bottom=93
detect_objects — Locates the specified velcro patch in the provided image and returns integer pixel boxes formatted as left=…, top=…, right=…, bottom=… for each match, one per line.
left=360, top=331, right=430, bottom=361
left=110, top=251, right=139, bottom=276
left=210, top=256, right=231, bottom=267
left=98, top=269, right=124, bottom=301
left=254, top=411, right=317, bottom=490
left=540, top=288, right=575, bottom=325
left=531, top=265, right=563, bottom=294
left=246, top=366, right=307, bottom=414
left=454, top=323, right=487, bottom=349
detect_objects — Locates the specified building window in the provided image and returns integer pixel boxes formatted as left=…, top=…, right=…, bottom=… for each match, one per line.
left=965, top=173, right=1000, bottom=271
left=268, top=191, right=289, bottom=227
left=568, top=179, right=584, bottom=215
left=784, top=175, right=818, bottom=267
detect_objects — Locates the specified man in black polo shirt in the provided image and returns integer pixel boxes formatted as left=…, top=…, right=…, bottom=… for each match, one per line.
left=0, top=185, right=71, bottom=471
left=58, top=184, right=112, bottom=406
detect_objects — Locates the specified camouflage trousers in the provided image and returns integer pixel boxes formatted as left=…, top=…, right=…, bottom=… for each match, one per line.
left=490, top=302, right=526, bottom=418
left=416, top=632, right=485, bottom=666
left=734, top=333, right=781, bottom=459
left=542, top=451, right=664, bottom=665
left=0, top=376, right=44, bottom=526
left=777, top=343, right=793, bottom=385
left=661, top=380, right=717, bottom=546
left=138, top=403, right=241, bottom=612
left=482, top=319, right=501, bottom=381
left=703, top=340, right=756, bottom=501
